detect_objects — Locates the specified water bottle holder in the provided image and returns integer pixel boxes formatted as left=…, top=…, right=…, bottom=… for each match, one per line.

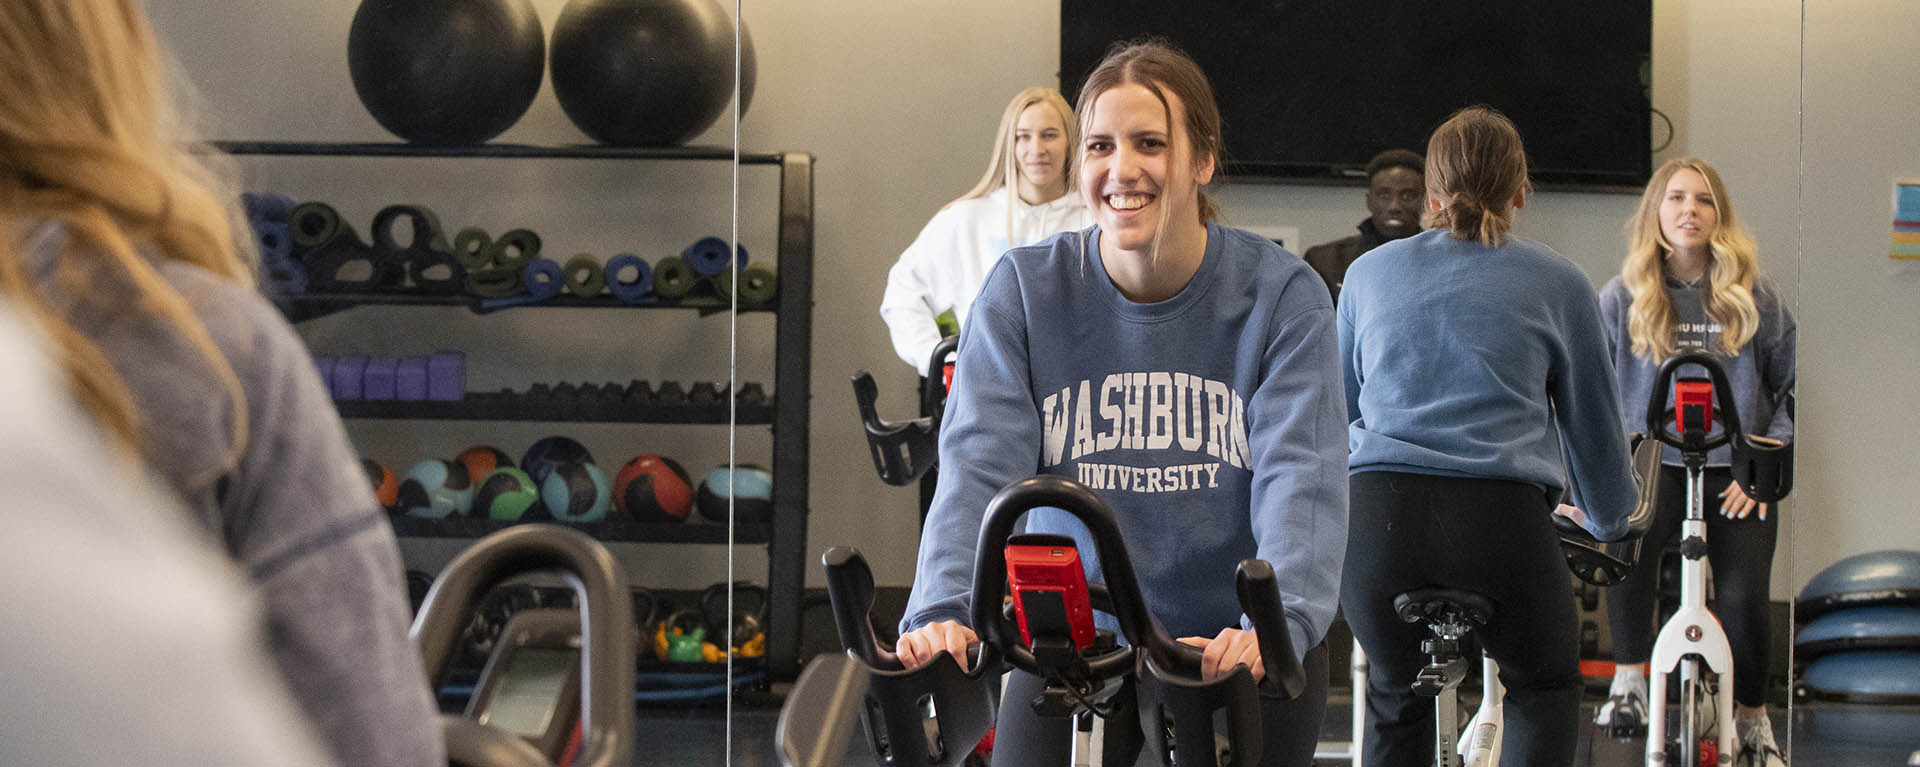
left=1730, top=435, right=1792, bottom=503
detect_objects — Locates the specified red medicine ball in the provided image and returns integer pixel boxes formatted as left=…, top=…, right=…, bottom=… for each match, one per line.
left=613, top=454, right=693, bottom=522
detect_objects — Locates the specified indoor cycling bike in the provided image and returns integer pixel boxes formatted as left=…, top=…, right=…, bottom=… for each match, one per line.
left=1638, top=352, right=1792, bottom=767
left=807, top=474, right=1306, bottom=767
left=1351, top=432, right=1660, bottom=767
left=411, top=524, right=636, bottom=767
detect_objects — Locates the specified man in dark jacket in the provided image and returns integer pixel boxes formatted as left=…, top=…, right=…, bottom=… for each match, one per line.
left=1302, top=149, right=1424, bottom=302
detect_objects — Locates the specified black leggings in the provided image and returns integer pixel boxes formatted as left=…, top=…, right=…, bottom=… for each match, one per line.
left=1607, top=465, right=1779, bottom=706
left=991, top=642, right=1329, bottom=767
left=1342, top=471, right=1580, bottom=767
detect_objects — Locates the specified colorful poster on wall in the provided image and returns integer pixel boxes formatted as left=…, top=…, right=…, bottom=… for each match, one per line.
left=1894, top=178, right=1920, bottom=260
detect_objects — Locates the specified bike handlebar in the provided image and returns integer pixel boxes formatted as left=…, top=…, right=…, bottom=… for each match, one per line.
left=968, top=474, right=1305, bottom=699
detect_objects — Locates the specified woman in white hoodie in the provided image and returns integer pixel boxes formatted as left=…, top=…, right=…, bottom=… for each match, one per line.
left=880, top=87, right=1092, bottom=373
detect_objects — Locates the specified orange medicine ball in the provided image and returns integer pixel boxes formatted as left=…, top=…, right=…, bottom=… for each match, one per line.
left=363, top=458, right=399, bottom=508
left=613, top=454, right=693, bottom=522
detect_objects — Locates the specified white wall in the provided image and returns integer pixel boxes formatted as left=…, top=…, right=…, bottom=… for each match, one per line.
left=1794, top=1, right=1920, bottom=580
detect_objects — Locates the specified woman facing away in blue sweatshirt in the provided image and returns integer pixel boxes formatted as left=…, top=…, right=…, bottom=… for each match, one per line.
left=1337, top=106, right=1638, bottom=767
left=893, top=39, right=1350, bottom=767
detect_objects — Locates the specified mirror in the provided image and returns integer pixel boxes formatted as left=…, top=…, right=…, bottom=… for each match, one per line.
left=735, top=0, right=1832, bottom=763
left=1788, top=1, right=1920, bottom=761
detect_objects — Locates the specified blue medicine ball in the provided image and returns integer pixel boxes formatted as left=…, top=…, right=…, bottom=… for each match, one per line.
left=398, top=459, right=474, bottom=518
left=541, top=461, right=612, bottom=522
left=695, top=464, right=773, bottom=524
left=520, top=436, right=596, bottom=486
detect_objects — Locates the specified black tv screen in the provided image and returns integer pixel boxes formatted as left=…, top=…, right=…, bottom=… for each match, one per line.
left=1060, top=1, right=1652, bottom=187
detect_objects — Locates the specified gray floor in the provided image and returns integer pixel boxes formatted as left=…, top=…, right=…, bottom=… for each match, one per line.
left=633, top=694, right=1920, bottom=766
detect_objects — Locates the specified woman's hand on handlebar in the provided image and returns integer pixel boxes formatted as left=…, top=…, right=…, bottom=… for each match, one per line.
left=1719, top=481, right=1769, bottom=521
left=1177, top=627, right=1265, bottom=683
left=896, top=620, right=979, bottom=673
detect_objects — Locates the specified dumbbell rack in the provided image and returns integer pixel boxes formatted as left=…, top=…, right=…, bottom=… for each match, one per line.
left=219, top=141, right=815, bottom=680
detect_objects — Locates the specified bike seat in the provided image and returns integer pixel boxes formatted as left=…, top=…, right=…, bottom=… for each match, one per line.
left=1393, top=588, right=1496, bottom=628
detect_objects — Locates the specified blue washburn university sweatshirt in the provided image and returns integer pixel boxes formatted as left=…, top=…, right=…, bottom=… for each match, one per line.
left=901, top=222, right=1349, bottom=661
left=1338, top=229, right=1637, bottom=540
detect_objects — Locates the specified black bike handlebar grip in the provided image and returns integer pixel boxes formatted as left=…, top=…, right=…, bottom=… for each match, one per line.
left=822, top=546, right=897, bottom=669
left=921, top=335, right=959, bottom=419
left=1647, top=352, right=1744, bottom=450
left=1235, top=559, right=1305, bottom=699
left=852, top=371, right=884, bottom=429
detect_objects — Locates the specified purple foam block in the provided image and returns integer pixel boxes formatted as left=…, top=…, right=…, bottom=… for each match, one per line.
left=428, top=350, right=465, bottom=401
left=362, top=356, right=399, bottom=400
left=312, top=356, right=337, bottom=395
left=331, top=355, right=368, bottom=400
left=396, top=357, right=429, bottom=401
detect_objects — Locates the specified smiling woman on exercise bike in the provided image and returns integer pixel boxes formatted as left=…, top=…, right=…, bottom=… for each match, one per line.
left=893, top=39, right=1349, bottom=767
left=1594, top=157, right=1796, bottom=766
left=1337, top=105, right=1640, bottom=767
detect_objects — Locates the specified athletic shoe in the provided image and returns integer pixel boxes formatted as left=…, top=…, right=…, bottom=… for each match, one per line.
left=1594, top=686, right=1649, bottom=737
left=1735, top=712, right=1786, bottom=767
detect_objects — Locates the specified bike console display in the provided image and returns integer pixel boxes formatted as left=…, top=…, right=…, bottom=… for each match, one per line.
left=1005, top=534, right=1096, bottom=654
left=1673, top=377, right=1715, bottom=439
left=468, top=608, right=583, bottom=757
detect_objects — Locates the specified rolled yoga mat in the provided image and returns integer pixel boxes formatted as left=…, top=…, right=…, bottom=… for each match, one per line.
left=241, top=192, right=297, bottom=224
left=372, top=204, right=463, bottom=295
left=604, top=253, right=655, bottom=305
left=288, top=201, right=350, bottom=250
left=712, top=263, right=777, bottom=307
left=562, top=254, right=606, bottom=297
left=464, top=228, right=543, bottom=298
left=651, top=256, right=696, bottom=299
left=479, top=258, right=565, bottom=310
left=681, top=236, right=743, bottom=278
left=453, top=228, right=494, bottom=271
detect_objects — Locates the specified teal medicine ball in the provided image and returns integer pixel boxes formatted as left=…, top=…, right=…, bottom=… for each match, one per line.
left=475, top=467, right=541, bottom=521
left=399, top=459, right=474, bottom=518
left=541, top=460, right=612, bottom=522
left=695, top=464, right=773, bottom=524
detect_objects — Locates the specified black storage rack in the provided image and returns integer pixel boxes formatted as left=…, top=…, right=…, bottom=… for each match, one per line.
left=221, top=141, right=814, bottom=679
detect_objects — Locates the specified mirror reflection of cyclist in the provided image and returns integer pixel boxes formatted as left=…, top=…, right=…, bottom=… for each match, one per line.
left=1594, top=157, right=1796, bottom=767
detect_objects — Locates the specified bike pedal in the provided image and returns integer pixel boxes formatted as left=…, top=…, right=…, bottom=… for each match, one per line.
left=1608, top=720, right=1649, bottom=738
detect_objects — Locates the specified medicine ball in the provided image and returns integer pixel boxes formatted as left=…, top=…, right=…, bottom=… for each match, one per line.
left=473, top=467, right=542, bottom=521
left=398, top=459, right=474, bottom=518
left=456, top=445, right=514, bottom=486
left=346, top=0, right=546, bottom=145
left=521, top=436, right=596, bottom=486
left=613, top=454, right=693, bottom=523
left=548, top=0, right=757, bottom=146
left=695, top=464, right=772, bottom=524
left=542, top=460, right=613, bottom=522
left=363, top=458, right=399, bottom=509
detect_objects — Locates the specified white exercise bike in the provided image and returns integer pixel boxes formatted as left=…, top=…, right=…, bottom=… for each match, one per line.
left=1639, top=352, right=1792, bottom=767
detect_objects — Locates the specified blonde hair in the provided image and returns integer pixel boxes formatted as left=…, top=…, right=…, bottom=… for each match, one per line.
left=1422, top=106, right=1532, bottom=247
left=950, top=87, right=1078, bottom=245
left=1074, top=39, right=1223, bottom=265
left=0, top=0, right=250, bottom=473
left=1620, top=157, right=1761, bottom=359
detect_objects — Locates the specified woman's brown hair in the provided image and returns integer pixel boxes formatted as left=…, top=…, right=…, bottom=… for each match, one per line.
left=1422, top=105, right=1533, bottom=247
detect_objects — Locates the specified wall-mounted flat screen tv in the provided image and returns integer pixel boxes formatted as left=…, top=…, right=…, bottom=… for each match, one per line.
left=1060, top=1, right=1652, bottom=188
